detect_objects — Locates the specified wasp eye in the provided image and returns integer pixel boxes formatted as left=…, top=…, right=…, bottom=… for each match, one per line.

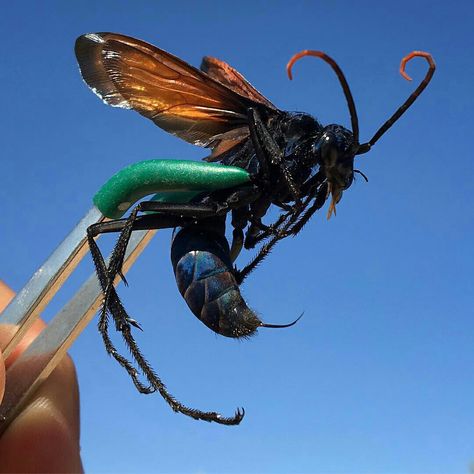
left=313, top=132, right=336, bottom=158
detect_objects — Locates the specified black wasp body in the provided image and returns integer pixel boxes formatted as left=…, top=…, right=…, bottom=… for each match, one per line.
left=75, top=33, right=435, bottom=425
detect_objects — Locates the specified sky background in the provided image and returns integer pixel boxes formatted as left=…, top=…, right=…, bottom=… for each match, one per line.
left=1, top=1, right=473, bottom=473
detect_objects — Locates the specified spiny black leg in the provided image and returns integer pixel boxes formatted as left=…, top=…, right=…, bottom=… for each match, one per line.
left=285, top=183, right=329, bottom=237
left=247, top=184, right=326, bottom=248
left=243, top=191, right=305, bottom=250
left=97, top=202, right=220, bottom=323
left=94, top=196, right=257, bottom=316
left=244, top=196, right=271, bottom=249
left=235, top=183, right=328, bottom=284
left=235, top=224, right=290, bottom=284
left=99, top=303, right=154, bottom=394
left=235, top=214, right=297, bottom=284
left=99, top=281, right=245, bottom=424
left=243, top=212, right=289, bottom=249
left=88, top=201, right=222, bottom=240
left=275, top=201, right=294, bottom=212
left=247, top=108, right=301, bottom=204
left=100, top=280, right=245, bottom=423
left=88, top=233, right=154, bottom=392
left=119, top=321, right=245, bottom=425
left=247, top=110, right=270, bottom=188
left=88, top=202, right=247, bottom=424
left=92, top=205, right=217, bottom=336
left=89, top=212, right=141, bottom=338
left=205, top=185, right=266, bottom=262
left=98, top=266, right=245, bottom=423
left=236, top=189, right=325, bottom=283
left=88, top=210, right=195, bottom=311
left=105, top=201, right=219, bottom=270
left=276, top=188, right=325, bottom=239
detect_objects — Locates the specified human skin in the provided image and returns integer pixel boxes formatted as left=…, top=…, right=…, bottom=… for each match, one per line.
left=0, top=280, right=83, bottom=473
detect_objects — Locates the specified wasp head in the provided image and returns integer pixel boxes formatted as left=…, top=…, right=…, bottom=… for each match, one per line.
left=287, top=49, right=435, bottom=219
left=314, top=124, right=356, bottom=218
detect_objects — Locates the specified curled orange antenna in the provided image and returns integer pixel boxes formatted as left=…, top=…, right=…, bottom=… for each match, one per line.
left=400, top=50, right=436, bottom=81
left=357, top=50, right=436, bottom=154
left=287, top=50, right=360, bottom=146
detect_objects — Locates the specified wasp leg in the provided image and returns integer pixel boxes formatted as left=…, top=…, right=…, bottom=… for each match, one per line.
left=285, top=182, right=329, bottom=237
left=88, top=204, right=246, bottom=425
left=244, top=196, right=271, bottom=249
left=275, top=201, right=294, bottom=212
left=235, top=225, right=289, bottom=285
left=88, top=234, right=154, bottom=394
left=236, top=183, right=329, bottom=284
left=244, top=212, right=289, bottom=248
left=247, top=171, right=328, bottom=247
left=254, top=180, right=328, bottom=244
left=230, top=208, right=248, bottom=262
left=89, top=203, right=218, bottom=342
left=90, top=201, right=219, bottom=303
left=203, top=185, right=262, bottom=261
left=88, top=211, right=211, bottom=383
left=247, top=108, right=301, bottom=204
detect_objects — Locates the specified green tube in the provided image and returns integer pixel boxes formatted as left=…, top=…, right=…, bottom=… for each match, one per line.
left=93, top=159, right=251, bottom=219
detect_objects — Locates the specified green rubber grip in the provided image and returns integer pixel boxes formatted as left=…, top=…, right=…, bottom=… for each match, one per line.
left=93, top=159, right=251, bottom=219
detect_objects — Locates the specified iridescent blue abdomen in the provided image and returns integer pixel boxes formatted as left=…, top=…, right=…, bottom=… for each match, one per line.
left=171, top=219, right=261, bottom=338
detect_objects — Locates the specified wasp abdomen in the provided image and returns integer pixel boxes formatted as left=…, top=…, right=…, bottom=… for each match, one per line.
left=171, top=221, right=261, bottom=338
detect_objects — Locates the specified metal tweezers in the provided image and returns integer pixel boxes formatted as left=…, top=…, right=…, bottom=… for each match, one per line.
left=0, top=205, right=155, bottom=435
left=0, top=159, right=250, bottom=435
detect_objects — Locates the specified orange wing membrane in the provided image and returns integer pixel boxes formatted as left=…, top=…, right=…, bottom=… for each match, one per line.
left=201, top=56, right=277, bottom=109
left=75, top=33, right=262, bottom=148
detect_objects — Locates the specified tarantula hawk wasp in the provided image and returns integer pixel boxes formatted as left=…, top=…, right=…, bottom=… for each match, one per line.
left=75, top=33, right=435, bottom=425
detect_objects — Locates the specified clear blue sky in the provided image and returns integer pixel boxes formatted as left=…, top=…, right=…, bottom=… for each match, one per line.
left=1, top=1, right=473, bottom=472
